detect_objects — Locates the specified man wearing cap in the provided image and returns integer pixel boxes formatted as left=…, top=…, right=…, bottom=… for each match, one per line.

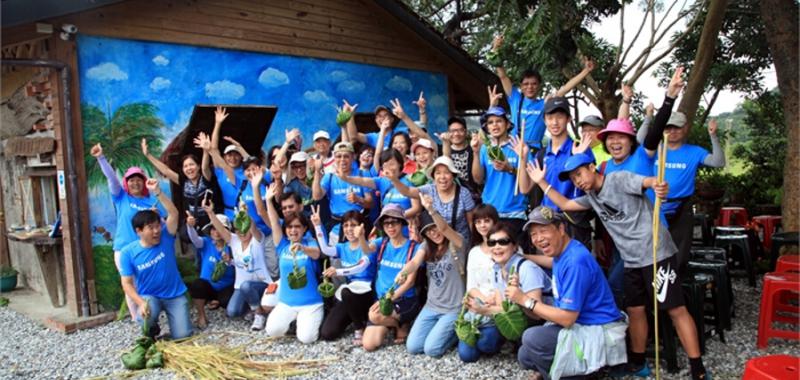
left=441, top=116, right=480, bottom=201
left=311, top=131, right=337, bottom=175
left=578, top=115, right=611, bottom=165
left=490, top=34, right=595, bottom=152
left=285, top=151, right=313, bottom=208
left=511, top=206, right=625, bottom=380
left=470, top=106, right=534, bottom=236
left=533, top=96, right=594, bottom=248
left=527, top=153, right=710, bottom=380
left=209, top=107, right=251, bottom=220
left=312, top=141, right=373, bottom=243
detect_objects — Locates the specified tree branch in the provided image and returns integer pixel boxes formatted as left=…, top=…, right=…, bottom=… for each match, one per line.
left=697, top=87, right=722, bottom=129
left=617, top=0, right=650, bottom=69
left=615, top=3, right=625, bottom=65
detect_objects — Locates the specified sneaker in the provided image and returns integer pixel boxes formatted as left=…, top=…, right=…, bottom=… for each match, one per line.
left=250, top=314, right=266, bottom=331
left=610, top=362, right=651, bottom=378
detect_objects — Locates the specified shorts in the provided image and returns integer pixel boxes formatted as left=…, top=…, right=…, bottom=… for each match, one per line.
left=624, top=255, right=684, bottom=310
left=369, top=296, right=421, bottom=326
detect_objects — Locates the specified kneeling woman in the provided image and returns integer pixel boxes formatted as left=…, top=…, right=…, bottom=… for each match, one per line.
left=185, top=212, right=235, bottom=329
left=363, top=204, right=422, bottom=351
left=314, top=209, right=378, bottom=344
left=262, top=182, right=323, bottom=344
left=399, top=195, right=466, bottom=357
left=458, top=222, right=550, bottom=363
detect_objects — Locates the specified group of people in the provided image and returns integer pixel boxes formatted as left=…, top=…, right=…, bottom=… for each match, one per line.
left=92, top=34, right=725, bottom=380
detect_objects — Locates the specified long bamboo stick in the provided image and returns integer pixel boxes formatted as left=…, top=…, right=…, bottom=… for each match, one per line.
left=515, top=119, right=526, bottom=196
left=652, top=133, right=668, bottom=380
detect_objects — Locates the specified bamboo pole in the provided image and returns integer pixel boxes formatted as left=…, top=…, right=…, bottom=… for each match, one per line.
left=514, top=119, right=525, bottom=196
left=652, top=133, right=668, bottom=380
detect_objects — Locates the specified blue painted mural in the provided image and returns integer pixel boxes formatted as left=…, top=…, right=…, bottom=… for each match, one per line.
left=78, top=35, right=449, bottom=246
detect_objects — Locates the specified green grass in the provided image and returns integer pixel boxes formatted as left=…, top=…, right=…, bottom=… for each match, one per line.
left=93, top=245, right=124, bottom=311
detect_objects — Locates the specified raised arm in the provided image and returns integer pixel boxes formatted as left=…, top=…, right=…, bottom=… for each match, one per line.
left=340, top=173, right=378, bottom=190
left=390, top=98, right=432, bottom=147
left=470, top=133, right=485, bottom=184
left=275, top=129, right=300, bottom=171
left=343, top=100, right=367, bottom=145
left=637, top=103, right=655, bottom=144
left=206, top=108, right=236, bottom=183
left=487, top=85, right=504, bottom=108
left=311, top=159, right=326, bottom=201
left=526, top=161, right=590, bottom=212
left=413, top=91, right=427, bottom=128
left=141, top=138, right=179, bottom=184
left=644, top=67, right=684, bottom=155
left=201, top=198, right=231, bottom=242
left=210, top=106, right=227, bottom=153
left=249, top=168, right=269, bottom=224
left=146, top=178, right=179, bottom=235
left=222, top=136, right=252, bottom=161
left=263, top=182, right=282, bottom=246
left=90, top=143, right=122, bottom=196
left=197, top=134, right=213, bottom=181
left=421, top=194, right=463, bottom=249
left=389, top=176, right=421, bottom=199
left=492, top=35, right=513, bottom=96
left=554, top=57, right=595, bottom=97
left=513, top=136, right=534, bottom=194
left=310, top=205, right=336, bottom=257
left=184, top=211, right=204, bottom=249
left=704, top=119, right=726, bottom=168
left=617, top=83, right=633, bottom=120
left=373, top=119, right=390, bottom=170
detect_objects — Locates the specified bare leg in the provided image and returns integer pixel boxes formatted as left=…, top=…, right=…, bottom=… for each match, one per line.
left=362, top=325, right=388, bottom=351
left=627, top=306, right=648, bottom=353
left=194, top=298, right=207, bottom=328
left=668, top=306, right=701, bottom=358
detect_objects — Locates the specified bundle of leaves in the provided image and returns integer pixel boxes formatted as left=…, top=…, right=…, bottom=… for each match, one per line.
left=317, top=260, right=335, bottom=298
left=379, top=282, right=397, bottom=316
left=454, top=296, right=482, bottom=347
left=408, top=170, right=429, bottom=187
left=287, top=243, right=307, bottom=289
left=481, top=131, right=505, bottom=162
left=210, top=259, right=227, bottom=282
left=233, top=209, right=251, bottom=234
left=121, top=309, right=164, bottom=370
left=492, top=265, right=527, bottom=341
left=336, top=107, right=353, bottom=127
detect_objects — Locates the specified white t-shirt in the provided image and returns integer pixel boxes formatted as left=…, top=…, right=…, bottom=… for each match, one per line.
left=229, top=234, right=271, bottom=289
left=466, top=245, right=495, bottom=297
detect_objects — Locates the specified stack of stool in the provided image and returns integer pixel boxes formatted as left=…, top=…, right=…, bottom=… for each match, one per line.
left=756, top=272, right=800, bottom=349
left=656, top=273, right=713, bottom=372
left=715, top=226, right=756, bottom=286
left=717, top=206, right=749, bottom=226
left=689, top=248, right=733, bottom=340
left=693, top=213, right=712, bottom=247
left=752, top=215, right=782, bottom=252
left=770, top=231, right=800, bottom=271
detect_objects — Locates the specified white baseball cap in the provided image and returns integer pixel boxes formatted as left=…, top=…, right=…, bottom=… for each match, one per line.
left=313, top=131, right=331, bottom=141
left=289, top=151, right=310, bottom=164
left=223, top=145, right=239, bottom=155
left=411, top=138, right=434, bottom=153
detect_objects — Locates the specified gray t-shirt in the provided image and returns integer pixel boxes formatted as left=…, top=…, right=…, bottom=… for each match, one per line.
left=420, top=241, right=467, bottom=313
left=573, top=171, right=676, bottom=268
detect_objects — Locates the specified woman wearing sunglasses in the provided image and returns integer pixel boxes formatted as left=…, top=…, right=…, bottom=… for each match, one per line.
left=458, top=222, right=551, bottom=362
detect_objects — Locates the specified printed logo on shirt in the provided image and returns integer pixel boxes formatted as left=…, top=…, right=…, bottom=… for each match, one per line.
left=129, top=202, right=155, bottom=211
left=137, top=252, right=166, bottom=271
left=655, top=162, right=688, bottom=170
left=597, top=202, right=626, bottom=222
left=333, top=186, right=361, bottom=196
left=428, top=260, right=453, bottom=287
left=654, top=263, right=677, bottom=303
left=381, top=260, right=405, bottom=270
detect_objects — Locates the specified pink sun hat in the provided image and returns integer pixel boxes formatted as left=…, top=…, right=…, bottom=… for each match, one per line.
left=596, top=118, right=636, bottom=141
left=122, top=166, right=150, bottom=196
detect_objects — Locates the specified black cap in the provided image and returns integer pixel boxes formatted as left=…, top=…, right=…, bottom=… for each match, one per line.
left=544, top=97, right=570, bottom=115
left=447, top=116, right=467, bottom=128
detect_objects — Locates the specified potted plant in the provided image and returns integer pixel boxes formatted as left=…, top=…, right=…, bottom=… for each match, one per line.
left=0, top=266, right=18, bottom=292
left=696, top=168, right=729, bottom=201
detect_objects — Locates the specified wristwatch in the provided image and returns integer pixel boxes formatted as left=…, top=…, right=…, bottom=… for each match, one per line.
left=524, top=297, right=537, bottom=311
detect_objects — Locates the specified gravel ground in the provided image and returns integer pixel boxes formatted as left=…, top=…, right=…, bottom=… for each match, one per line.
left=0, top=277, right=797, bottom=380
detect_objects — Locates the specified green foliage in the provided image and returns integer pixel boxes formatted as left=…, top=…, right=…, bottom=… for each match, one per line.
left=82, top=102, right=166, bottom=191
left=93, top=245, right=124, bottom=310
left=0, top=266, right=18, bottom=277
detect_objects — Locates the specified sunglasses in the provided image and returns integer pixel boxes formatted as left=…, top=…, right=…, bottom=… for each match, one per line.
left=487, top=238, right=513, bottom=247
left=382, top=219, right=402, bottom=227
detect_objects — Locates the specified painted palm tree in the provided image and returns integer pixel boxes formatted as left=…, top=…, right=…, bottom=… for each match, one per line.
left=82, top=102, right=165, bottom=191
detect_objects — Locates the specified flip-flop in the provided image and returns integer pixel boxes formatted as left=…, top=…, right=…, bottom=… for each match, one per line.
left=207, top=300, right=220, bottom=310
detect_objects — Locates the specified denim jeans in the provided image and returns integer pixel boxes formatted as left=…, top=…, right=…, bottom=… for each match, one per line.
left=406, top=306, right=459, bottom=357
left=457, top=324, right=504, bottom=363
left=607, top=248, right=624, bottom=309
left=226, top=281, right=267, bottom=317
left=136, top=294, right=192, bottom=339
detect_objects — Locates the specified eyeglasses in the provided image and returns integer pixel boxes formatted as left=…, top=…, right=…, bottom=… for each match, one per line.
left=290, top=163, right=306, bottom=169
left=382, top=219, right=402, bottom=227
left=487, top=238, right=513, bottom=247
left=286, top=224, right=304, bottom=230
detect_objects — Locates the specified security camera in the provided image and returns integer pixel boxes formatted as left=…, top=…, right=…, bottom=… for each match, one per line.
left=61, top=24, right=78, bottom=34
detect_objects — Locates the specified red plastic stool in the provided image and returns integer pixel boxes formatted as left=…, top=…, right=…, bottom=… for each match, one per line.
left=757, top=272, right=800, bottom=349
left=718, top=207, right=749, bottom=226
left=753, top=215, right=783, bottom=252
left=777, top=255, right=800, bottom=273
left=744, top=355, right=800, bottom=379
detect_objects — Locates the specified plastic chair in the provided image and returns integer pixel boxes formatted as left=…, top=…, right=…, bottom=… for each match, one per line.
left=689, top=259, right=733, bottom=333
left=691, top=247, right=728, bottom=263
left=715, top=233, right=756, bottom=287
left=743, top=354, right=800, bottom=379
left=777, top=255, right=800, bottom=273
left=693, top=213, right=712, bottom=247
left=757, top=272, right=800, bottom=349
left=752, top=215, right=782, bottom=252
left=717, top=207, right=749, bottom=227
left=771, top=231, right=800, bottom=271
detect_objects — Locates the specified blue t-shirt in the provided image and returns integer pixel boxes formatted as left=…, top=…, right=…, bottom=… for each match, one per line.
left=285, top=178, right=313, bottom=212
left=111, top=192, right=166, bottom=251
left=365, top=125, right=410, bottom=149
left=119, top=226, right=187, bottom=299
left=541, top=137, right=593, bottom=212
left=603, top=145, right=655, bottom=177
left=508, top=87, right=546, bottom=149
left=373, top=237, right=420, bottom=299
left=277, top=237, right=322, bottom=307
left=320, top=172, right=369, bottom=217
left=480, top=141, right=534, bottom=215
left=359, top=168, right=381, bottom=224
left=552, top=240, right=621, bottom=325
left=240, top=181, right=271, bottom=236
left=374, top=176, right=413, bottom=210
left=649, top=144, right=709, bottom=215
left=214, top=166, right=245, bottom=219
left=197, top=237, right=235, bottom=291
left=337, top=242, right=378, bottom=283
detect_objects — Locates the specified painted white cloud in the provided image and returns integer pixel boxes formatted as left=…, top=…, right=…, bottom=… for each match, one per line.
left=258, top=67, right=290, bottom=88
left=385, top=75, right=412, bottom=92
left=303, top=90, right=330, bottom=103
left=435, top=116, right=447, bottom=127
left=205, top=80, right=245, bottom=100
left=149, top=77, right=171, bottom=91
left=86, top=62, right=128, bottom=81
left=337, top=80, right=365, bottom=94
left=328, top=70, right=349, bottom=82
left=429, top=95, right=446, bottom=108
left=152, top=55, right=169, bottom=66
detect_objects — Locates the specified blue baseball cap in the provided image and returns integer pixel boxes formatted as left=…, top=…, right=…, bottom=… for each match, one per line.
left=558, top=153, right=596, bottom=181
left=480, top=106, right=511, bottom=129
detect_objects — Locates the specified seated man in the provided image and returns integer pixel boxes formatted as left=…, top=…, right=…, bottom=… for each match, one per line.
left=119, top=178, right=192, bottom=339
left=509, top=206, right=625, bottom=380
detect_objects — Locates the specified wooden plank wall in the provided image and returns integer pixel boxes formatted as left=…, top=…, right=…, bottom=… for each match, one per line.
left=46, top=0, right=488, bottom=109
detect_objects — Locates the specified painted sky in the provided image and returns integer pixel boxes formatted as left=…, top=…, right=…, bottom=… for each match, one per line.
left=77, top=35, right=450, bottom=244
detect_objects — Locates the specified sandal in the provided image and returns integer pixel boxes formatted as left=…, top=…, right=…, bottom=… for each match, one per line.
left=352, top=329, right=364, bottom=346
left=207, top=300, right=220, bottom=310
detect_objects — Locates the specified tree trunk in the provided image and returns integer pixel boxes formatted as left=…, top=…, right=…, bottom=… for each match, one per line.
left=760, top=0, right=799, bottom=231
left=678, top=0, right=730, bottom=128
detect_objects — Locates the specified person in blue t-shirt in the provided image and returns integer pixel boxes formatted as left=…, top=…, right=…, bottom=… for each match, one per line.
left=312, top=142, right=373, bottom=244
left=118, top=178, right=192, bottom=340
left=470, top=106, right=534, bottom=239
left=513, top=206, right=624, bottom=379
left=490, top=34, right=595, bottom=152
left=314, top=209, right=378, bottom=344
left=345, top=98, right=430, bottom=151
left=362, top=204, right=422, bottom=352
left=263, top=183, right=324, bottom=344
left=207, top=106, right=251, bottom=220
left=341, top=148, right=422, bottom=220
left=89, top=143, right=167, bottom=321
left=184, top=212, right=235, bottom=329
